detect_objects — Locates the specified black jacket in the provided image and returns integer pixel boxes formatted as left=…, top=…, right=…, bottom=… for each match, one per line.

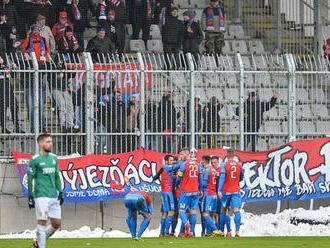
left=0, top=2, right=18, bottom=28
left=183, top=21, right=203, bottom=52
left=203, top=98, right=223, bottom=132
left=162, top=15, right=184, bottom=45
left=236, top=97, right=277, bottom=132
left=86, top=35, right=116, bottom=61
left=158, top=95, right=177, bottom=132
left=101, top=98, right=127, bottom=132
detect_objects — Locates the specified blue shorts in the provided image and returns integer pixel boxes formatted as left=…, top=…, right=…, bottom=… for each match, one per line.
left=124, top=193, right=151, bottom=215
left=178, top=192, right=199, bottom=211
left=201, top=195, right=218, bottom=213
left=161, top=192, right=175, bottom=213
left=221, top=193, right=242, bottom=209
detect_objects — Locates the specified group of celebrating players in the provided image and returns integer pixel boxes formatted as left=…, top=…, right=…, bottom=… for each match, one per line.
left=27, top=133, right=244, bottom=247
left=124, top=147, right=244, bottom=240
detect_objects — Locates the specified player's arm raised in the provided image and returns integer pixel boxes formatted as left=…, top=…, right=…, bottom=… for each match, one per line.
left=27, top=158, right=36, bottom=209
left=217, top=164, right=226, bottom=199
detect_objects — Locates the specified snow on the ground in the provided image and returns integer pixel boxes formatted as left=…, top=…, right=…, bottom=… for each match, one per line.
left=1, top=207, right=330, bottom=239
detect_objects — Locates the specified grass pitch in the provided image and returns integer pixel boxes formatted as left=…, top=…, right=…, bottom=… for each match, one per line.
left=0, top=237, right=329, bottom=248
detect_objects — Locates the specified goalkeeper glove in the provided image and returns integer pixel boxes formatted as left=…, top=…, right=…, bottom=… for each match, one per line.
left=28, top=196, right=35, bottom=209
left=58, top=192, right=64, bottom=205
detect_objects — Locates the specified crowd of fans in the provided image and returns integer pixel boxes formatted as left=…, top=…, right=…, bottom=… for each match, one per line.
left=0, top=0, right=228, bottom=62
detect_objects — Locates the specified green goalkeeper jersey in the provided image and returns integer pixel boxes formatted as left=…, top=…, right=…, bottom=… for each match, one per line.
left=27, top=152, right=63, bottom=198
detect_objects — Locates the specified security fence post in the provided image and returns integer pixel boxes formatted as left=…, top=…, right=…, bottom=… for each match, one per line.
left=137, top=53, right=146, bottom=149
left=31, top=52, right=39, bottom=153
left=83, top=52, right=95, bottom=154
left=237, top=53, right=245, bottom=151
left=186, top=53, right=195, bottom=150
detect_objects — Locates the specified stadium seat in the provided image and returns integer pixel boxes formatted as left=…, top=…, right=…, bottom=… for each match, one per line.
left=222, top=41, right=232, bottom=54
left=226, top=104, right=238, bottom=119
left=297, top=105, right=313, bottom=119
left=258, top=88, right=274, bottom=101
left=229, top=120, right=239, bottom=133
left=234, top=56, right=251, bottom=69
left=263, top=106, right=278, bottom=119
left=255, top=73, right=272, bottom=87
left=249, top=40, right=265, bottom=54
left=313, top=105, right=329, bottom=118
left=299, top=121, right=315, bottom=133
left=150, top=25, right=162, bottom=39
left=231, top=41, right=248, bottom=54
left=147, top=40, right=163, bottom=53
left=205, top=87, right=223, bottom=101
left=296, top=88, right=309, bottom=103
left=310, top=88, right=326, bottom=102
left=263, top=121, right=282, bottom=133
left=257, top=138, right=268, bottom=151
left=204, top=73, right=219, bottom=86
left=195, top=9, right=204, bottom=20
left=130, top=39, right=146, bottom=52
left=228, top=25, right=245, bottom=39
left=224, top=88, right=239, bottom=102
left=178, top=0, right=190, bottom=8
left=195, top=88, right=208, bottom=103
left=277, top=88, right=289, bottom=103
left=252, top=55, right=267, bottom=70
left=316, top=121, right=330, bottom=133
left=220, top=73, right=237, bottom=87
left=126, top=24, right=133, bottom=37
left=278, top=105, right=288, bottom=118
left=190, top=0, right=207, bottom=8
left=272, top=74, right=288, bottom=87
left=244, top=74, right=254, bottom=88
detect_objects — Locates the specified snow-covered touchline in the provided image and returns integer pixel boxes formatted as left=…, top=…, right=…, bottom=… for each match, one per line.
left=1, top=207, right=330, bottom=239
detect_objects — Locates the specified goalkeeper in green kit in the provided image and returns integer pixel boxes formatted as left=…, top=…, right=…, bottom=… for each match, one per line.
left=28, top=133, right=64, bottom=248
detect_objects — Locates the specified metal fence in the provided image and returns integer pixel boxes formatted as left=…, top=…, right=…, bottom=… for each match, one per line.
left=0, top=52, right=329, bottom=157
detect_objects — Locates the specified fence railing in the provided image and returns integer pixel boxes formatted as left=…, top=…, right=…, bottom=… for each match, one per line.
left=0, top=52, right=329, bottom=157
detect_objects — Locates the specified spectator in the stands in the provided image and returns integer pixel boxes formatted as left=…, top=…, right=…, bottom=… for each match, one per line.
left=100, top=89, right=127, bottom=154
left=182, top=10, right=203, bottom=64
left=126, top=95, right=139, bottom=152
left=203, top=96, right=223, bottom=148
left=100, top=10, right=117, bottom=49
left=158, top=90, right=177, bottom=153
left=86, top=26, right=116, bottom=62
left=97, top=0, right=126, bottom=53
left=186, top=97, right=203, bottom=148
left=154, top=0, right=173, bottom=25
left=162, top=6, right=184, bottom=69
left=21, top=24, right=50, bottom=63
left=236, top=91, right=278, bottom=151
left=57, top=26, right=80, bottom=55
left=201, top=0, right=226, bottom=55
left=52, top=11, right=74, bottom=43
left=66, top=0, right=95, bottom=50
left=129, top=0, right=154, bottom=47
left=36, top=14, right=56, bottom=55
left=21, top=0, right=56, bottom=31
left=0, top=0, right=20, bottom=52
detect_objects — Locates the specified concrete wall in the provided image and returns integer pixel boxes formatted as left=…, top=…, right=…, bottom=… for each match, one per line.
left=1, top=163, right=330, bottom=234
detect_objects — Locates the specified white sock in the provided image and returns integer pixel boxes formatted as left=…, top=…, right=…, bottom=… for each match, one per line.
left=36, top=225, right=46, bottom=248
left=45, top=225, right=57, bottom=240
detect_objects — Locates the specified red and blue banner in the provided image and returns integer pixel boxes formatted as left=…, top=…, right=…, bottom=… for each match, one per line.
left=14, top=138, right=330, bottom=203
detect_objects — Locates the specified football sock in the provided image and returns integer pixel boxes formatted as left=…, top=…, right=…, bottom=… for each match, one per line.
left=137, top=218, right=150, bottom=237
left=36, top=225, right=46, bottom=248
left=219, top=213, right=226, bottom=232
left=131, top=217, right=137, bottom=238
left=160, top=218, right=166, bottom=235
left=190, top=213, right=197, bottom=233
left=179, top=211, right=188, bottom=226
left=226, top=214, right=232, bottom=233
left=45, top=225, right=57, bottom=240
left=234, top=212, right=241, bottom=232
left=201, top=216, right=206, bottom=235
left=165, top=215, right=173, bottom=235
left=204, top=215, right=217, bottom=232
left=171, top=219, right=178, bottom=234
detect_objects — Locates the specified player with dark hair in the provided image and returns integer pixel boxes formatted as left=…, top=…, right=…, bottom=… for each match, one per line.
left=124, top=191, right=153, bottom=241
left=28, top=133, right=63, bottom=248
left=175, top=148, right=202, bottom=237
left=218, top=148, right=244, bottom=237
